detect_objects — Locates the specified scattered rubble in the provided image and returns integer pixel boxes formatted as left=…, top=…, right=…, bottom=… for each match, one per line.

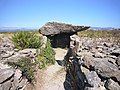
left=64, top=35, right=120, bottom=90
left=0, top=24, right=120, bottom=90
left=0, top=63, right=28, bottom=90
left=0, top=36, right=36, bottom=90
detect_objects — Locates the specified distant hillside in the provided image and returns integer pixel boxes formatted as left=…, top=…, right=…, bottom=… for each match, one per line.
left=0, top=27, right=38, bottom=32
left=0, top=26, right=119, bottom=32
left=90, top=27, right=120, bottom=30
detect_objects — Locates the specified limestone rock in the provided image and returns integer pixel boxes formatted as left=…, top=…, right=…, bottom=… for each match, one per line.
left=12, top=69, right=22, bottom=89
left=18, top=78, right=28, bottom=89
left=0, top=63, right=11, bottom=69
left=39, top=22, right=90, bottom=35
left=1, top=51, right=14, bottom=58
left=103, top=42, right=113, bottom=47
left=0, top=84, right=2, bottom=90
left=105, top=79, right=120, bottom=90
left=107, top=57, right=117, bottom=65
left=18, top=49, right=36, bottom=55
left=111, top=48, right=120, bottom=57
left=94, top=58, right=120, bottom=81
left=0, top=37, right=14, bottom=51
left=14, top=69, right=22, bottom=80
left=93, top=52, right=106, bottom=58
left=0, top=37, right=15, bottom=63
left=6, top=53, right=22, bottom=63
left=0, top=68, right=14, bottom=83
left=14, top=48, right=19, bottom=52
left=5, top=48, right=37, bottom=64
left=85, top=71, right=105, bottom=90
left=81, top=52, right=95, bottom=69
left=1, top=81, right=12, bottom=90
left=116, top=57, right=120, bottom=66
left=86, top=71, right=101, bottom=87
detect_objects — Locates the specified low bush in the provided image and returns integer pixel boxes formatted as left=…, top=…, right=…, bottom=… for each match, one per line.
left=36, top=39, right=55, bottom=69
left=11, top=31, right=55, bottom=81
left=12, top=31, right=42, bottom=49
left=7, top=57, right=36, bottom=82
left=44, top=39, right=55, bottom=64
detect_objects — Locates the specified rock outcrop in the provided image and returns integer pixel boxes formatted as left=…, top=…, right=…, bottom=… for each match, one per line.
left=39, top=22, right=90, bottom=48
left=0, top=63, right=28, bottom=90
left=39, top=22, right=90, bottom=35
left=0, top=37, right=15, bottom=61
left=0, top=25, right=120, bottom=90
left=0, top=36, right=37, bottom=90
left=0, top=36, right=37, bottom=64
left=64, top=35, right=120, bottom=90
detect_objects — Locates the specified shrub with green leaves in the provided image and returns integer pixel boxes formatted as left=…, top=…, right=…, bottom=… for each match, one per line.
left=7, top=57, right=36, bottom=82
left=36, top=50, right=46, bottom=69
left=44, top=39, right=55, bottom=64
left=12, top=31, right=42, bottom=49
left=36, top=39, right=55, bottom=69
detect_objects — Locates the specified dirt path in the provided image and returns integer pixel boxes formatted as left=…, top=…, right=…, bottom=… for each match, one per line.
left=34, top=48, right=67, bottom=90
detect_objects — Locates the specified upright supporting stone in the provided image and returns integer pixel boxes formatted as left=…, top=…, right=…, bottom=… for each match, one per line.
left=64, top=34, right=86, bottom=90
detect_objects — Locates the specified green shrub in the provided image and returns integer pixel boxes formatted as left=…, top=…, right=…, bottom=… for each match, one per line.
left=36, top=39, right=55, bottom=69
left=7, top=57, right=36, bottom=82
left=12, top=31, right=42, bottom=49
left=44, top=39, right=55, bottom=64
left=17, top=58, right=35, bottom=82
left=36, top=50, right=46, bottom=69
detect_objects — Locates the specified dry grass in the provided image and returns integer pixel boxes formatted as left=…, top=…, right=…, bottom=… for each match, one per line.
left=0, top=32, right=14, bottom=39
left=78, top=30, right=120, bottom=44
left=78, top=30, right=120, bottom=38
left=0, top=30, right=40, bottom=38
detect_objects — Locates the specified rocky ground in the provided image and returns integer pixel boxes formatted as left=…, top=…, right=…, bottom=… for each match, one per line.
left=0, top=35, right=37, bottom=90
left=76, top=37, right=120, bottom=90
left=0, top=34, right=120, bottom=90
left=0, top=35, right=67, bottom=90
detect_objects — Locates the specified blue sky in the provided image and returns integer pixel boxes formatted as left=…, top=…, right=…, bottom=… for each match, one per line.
left=0, top=0, right=120, bottom=28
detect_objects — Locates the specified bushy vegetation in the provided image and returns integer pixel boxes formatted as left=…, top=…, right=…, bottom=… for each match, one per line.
left=36, top=39, right=55, bottom=69
left=9, top=31, right=55, bottom=82
left=7, top=57, right=36, bottom=82
left=12, top=31, right=42, bottom=49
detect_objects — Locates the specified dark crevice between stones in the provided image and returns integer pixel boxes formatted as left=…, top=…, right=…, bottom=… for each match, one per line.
left=111, top=53, right=120, bottom=57
left=89, top=66, right=95, bottom=71
left=63, top=59, right=92, bottom=90
left=96, top=73, right=108, bottom=82
left=82, top=65, right=95, bottom=71
left=56, top=60, right=64, bottom=66
left=96, top=73, right=120, bottom=86
left=111, top=77, right=120, bottom=85
left=64, top=68, right=90, bottom=90
left=0, top=74, right=14, bottom=84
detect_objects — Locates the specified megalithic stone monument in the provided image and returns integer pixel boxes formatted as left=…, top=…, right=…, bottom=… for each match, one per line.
left=39, top=22, right=90, bottom=48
